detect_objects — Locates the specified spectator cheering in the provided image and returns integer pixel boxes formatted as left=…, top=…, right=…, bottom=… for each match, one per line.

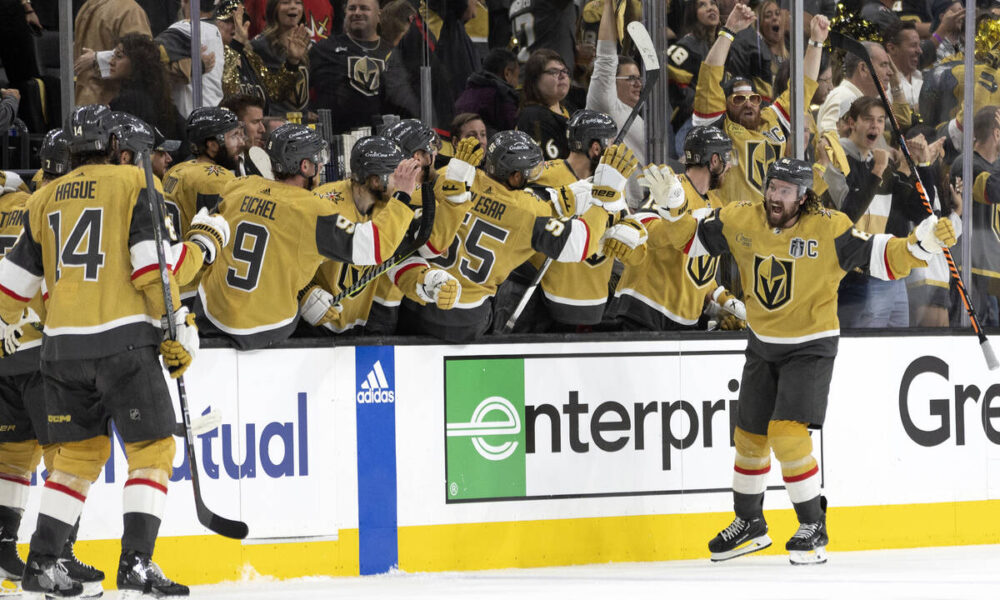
left=518, top=49, right=574, bottom=160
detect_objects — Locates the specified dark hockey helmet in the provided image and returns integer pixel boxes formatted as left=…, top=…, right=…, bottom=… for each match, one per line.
left=39, top=129, right=71, bottom=177
left=64, top=104, right=116, bottom=154
left=383, top=119, right=441, bottom=156
left=684, top=126, right=733, bottom=167
left=111, top=112, right=155, bottom=158
left=267, top=123, right=330, bottom=176
left=349, top=135, right=406, bottom=184
left=566, top=109, right=617, bottom=154
left=186, top=107, right=241, bottom=155
left=764, top=157, right=813, bottom=194
left=483, top=130, right=544, bottom=182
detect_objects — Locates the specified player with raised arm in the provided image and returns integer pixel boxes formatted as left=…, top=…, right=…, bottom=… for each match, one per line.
left=303, top=135, right=462, bottom=336
left=400, top=130, right=618, bottom=342
left=0, top=104, right=195, bottom=597
left=606, top=125, right=746, bottom=331
left=692, top=8, right=825, bottom=204
left=653, top=157, right=955, bottom=564
left=195, top=127, right=444, bottom=349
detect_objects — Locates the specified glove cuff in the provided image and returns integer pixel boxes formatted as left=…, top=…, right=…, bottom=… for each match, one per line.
left=299, top=285, right=333, bottom=326
left=907, top=239, right=934, bottom=261
left=447, top=158, right=476, bottom=187
left=187, top=223, right=223, bottom=263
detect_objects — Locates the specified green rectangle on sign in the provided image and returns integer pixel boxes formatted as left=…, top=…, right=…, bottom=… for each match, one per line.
left=445, top=358, right=526, bottom=501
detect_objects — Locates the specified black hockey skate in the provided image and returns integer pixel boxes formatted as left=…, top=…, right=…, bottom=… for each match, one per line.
left=59, top=536, right=104, bottom=598
left=0, top=524, right=24, bottom=581
left=786, top=520, right=829, bottom=565
left=708, top=516, right=772, bottom=561
left=117, top=551, right=189, bottom=598
left=21, top=552, right=83, bottom=598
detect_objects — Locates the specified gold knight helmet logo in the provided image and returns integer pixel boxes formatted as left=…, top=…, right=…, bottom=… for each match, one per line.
left=753, top=254, right=793, bottom=310
left=349, top=56, right=385, bottom=97
left=686, top=255, right=719, bottom=287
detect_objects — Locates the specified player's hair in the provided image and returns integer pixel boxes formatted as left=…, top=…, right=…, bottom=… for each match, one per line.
left=220, top=94, right=265, bottom=121
left=522, top=48, right=567, bottom=107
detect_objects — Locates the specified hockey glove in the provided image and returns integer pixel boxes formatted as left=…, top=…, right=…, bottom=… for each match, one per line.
left=0, top=315, right=23, bottom=359
left=442, top=138, right=483, bottom=204
left=186, top=207, right=231, bottom=264
left=298, top=284, right=343, bottom=327
left=601, top=217, right=648, bottom=265
left=907, top=215, right=957, bottom=260
left=416, top=268, right=462, bottom=310
left=592, top=144, right=638, bottom=211
left=640, top=164, right=686, bottom=218
left=553, top=179, right=594, bottom=217
left=719, top=314, right=747, bottom=331
left=160, top=307, right=198, bottom=378
left=713, top=287, right=747, bottom=321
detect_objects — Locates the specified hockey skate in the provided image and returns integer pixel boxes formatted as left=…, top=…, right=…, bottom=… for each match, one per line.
left=0, top=524, right=24, bottom=581
left=786, top=519, right=828, bottom=565
left=59, top=536, right=104, bottom=598
left=708, top=516, right=772, bottom=561
left=21, top=552, right=84, bottom=598
left=117, top=551, right=189, bottom=598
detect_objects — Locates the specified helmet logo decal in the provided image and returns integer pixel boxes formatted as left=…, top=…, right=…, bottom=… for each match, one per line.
left=753, top=254, right=793, bottom=310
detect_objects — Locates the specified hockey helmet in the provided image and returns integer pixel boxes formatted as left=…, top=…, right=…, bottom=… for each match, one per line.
left=683, top=126, right=733, bottom=168
left=349, top=136, right=406, bottom=184
left=566, top=109, right=617, bottom=154
left=267, top=124, right=330, bottom=176
left=39, top=129, right=71, bottom=177
left=64, top=104, right=116, bottom=154
left=186, top=107, right=241, bottom=155
left=483, top=130, right=544, bottom=183
left=764, top=158, right=813, bottom=194
left=111, top=112, right=155, bottom=159
left=384, top=119, right=441, bottom=157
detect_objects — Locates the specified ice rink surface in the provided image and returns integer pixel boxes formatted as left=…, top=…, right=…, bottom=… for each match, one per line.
left=164, top=544, right=1000, bottom=600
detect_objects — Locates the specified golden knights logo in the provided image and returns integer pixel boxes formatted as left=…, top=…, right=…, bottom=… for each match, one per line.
left=993, top=204, right=1000, bottom=243
left=686, top=255, right=719, bottom=287
left=753, top=254, right=793, bottom=310
left=349, top=56, right=386, bottom=97
left=204, top=165, right=227, bottom=177
left=337, top=264, right=367, bottom=299
left=744, top=140, right=782, bottom=193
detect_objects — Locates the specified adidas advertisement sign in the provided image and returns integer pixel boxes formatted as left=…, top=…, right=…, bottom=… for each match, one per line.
left=444, top=353, right=823, bottom=502
left=357, top=360, right=395, bottom=404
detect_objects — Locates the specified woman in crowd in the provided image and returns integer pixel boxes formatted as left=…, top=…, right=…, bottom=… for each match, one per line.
left=668, top=0, right=721, bottom=133
left=108, top=33, right=183, bottom=141
left=250, top=0, right=311, bottom=116
left=518, top=49, right=573, bottom=160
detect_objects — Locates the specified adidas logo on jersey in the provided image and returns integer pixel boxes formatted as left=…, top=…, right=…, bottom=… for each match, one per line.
left=356, top=360, right=394, bottom=404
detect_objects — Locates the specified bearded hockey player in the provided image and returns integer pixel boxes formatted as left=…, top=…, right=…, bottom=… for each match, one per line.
left=400, top=130, right=620, bottom=342
left=0, top=104, right=195, bottom=597
left=656, top=157, right=956, bottom=565
left=529, top=109, right=637, bottom=328
left=692, top=7, right=826, bottom=204
left=305, top=135, right=462, bottom=335
left=606, top=125, right=745, bottom=331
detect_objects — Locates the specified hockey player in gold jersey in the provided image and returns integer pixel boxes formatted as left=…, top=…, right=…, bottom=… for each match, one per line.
left=0, top=105, right=194, bottom=597
left=529, top=109, right=637, bottom=328
left=196, top=127, right=456, bottom=349
left=163, top=107, right=243, bottom=300
left=692, top=7, right=825, bottom=204
left=654, top=157, right=956, bottom=565
left=400, top=130, right=621, bottom=342
left=303, top=134, right=463, bottom=336
left=607, top=125, right=746, bottom=330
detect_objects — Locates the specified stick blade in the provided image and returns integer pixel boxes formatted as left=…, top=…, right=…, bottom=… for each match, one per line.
left=983, top=338, right=999, bottom=371
left=627, top=21, right=659, bottom=71
left=248, top=146, right=274, bottom=180
left=197, top=501, right=249, bottom=539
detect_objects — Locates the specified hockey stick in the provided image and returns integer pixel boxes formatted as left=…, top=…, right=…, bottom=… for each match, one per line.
left=828, top=31, right=998, bottom=370
left=330, top=180, right=436, bottom=304
left=501, top=21, right=660, bottom=333
left=140, top=151, right=250, bottom=539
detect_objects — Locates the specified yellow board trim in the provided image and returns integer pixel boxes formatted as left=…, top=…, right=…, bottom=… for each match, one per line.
left=25, top=500, right=1000, bottom=586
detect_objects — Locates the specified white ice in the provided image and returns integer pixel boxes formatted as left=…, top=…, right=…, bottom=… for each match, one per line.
left=130, top=544, right=1000, bottom=600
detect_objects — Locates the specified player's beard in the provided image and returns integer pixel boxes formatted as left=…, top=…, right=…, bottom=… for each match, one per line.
left=214, top=148, right=238, bottom=172
left=709, top=163, right=725, bottom=189
left=765, top=198, right=801, bottom=228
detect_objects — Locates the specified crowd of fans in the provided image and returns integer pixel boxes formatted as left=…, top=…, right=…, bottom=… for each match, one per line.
left=1, top=0, right=999, bottom=345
